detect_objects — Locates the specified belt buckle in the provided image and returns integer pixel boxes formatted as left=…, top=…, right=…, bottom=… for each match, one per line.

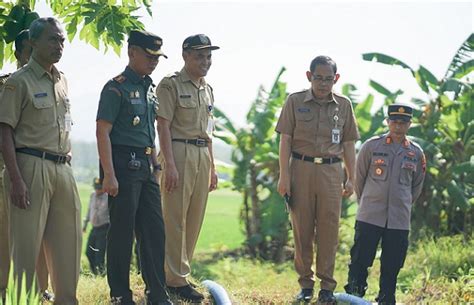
left=57, top=155, right=66, bottom=164
left=196, top=139, right=206, bottom=147
left=313, top=157, right=323, bottom=164
left=145, top=147, right=152, bottom=155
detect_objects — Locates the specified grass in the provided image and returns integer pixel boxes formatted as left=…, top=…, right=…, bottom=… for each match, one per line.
left=5, top=185, right=472, bottom=304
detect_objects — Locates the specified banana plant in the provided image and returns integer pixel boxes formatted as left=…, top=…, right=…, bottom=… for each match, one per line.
left=214, top=67, right=290, bottom=261
left=361, top=33, right=473, bottom=239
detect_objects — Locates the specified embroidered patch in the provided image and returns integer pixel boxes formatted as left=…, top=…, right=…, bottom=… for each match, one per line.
left=375, top=167, right=383, bottom=176
left=407, top=150, right=415, bottom=157
left=373, top=152, right=388, bottom=156
left=374, top=158, right=385, bottom=165
left=297, top=108, right=310, bottom=113
left=130, top=98, right=144, bottom=105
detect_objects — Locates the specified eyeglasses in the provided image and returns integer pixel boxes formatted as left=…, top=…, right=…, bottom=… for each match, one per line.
left=312, top=75, right=335, bottom=83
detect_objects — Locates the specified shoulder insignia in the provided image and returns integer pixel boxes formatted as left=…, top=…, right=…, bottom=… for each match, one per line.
left=366, top=134, right=384, bottom=142
left=113, top=74, right=127, bottom=83
left=107, top=86, right=122, bottom=97
left=0, top=73, right=12, bottom=86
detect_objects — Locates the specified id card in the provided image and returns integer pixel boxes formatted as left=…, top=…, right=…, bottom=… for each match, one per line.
left=332, top=128, right=341, bottom=144
left=206, top=117, right=214, bottom=136
left=65, top=113, right=72, bottom=132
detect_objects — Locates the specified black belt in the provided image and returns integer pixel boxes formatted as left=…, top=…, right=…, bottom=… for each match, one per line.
left=16, top=148, right=68, bottom=164
left=112, top=145, right=153, bottom=155
left=292, top=152, right=341, bottom=165
left=172, top=138, right=208, bottom=147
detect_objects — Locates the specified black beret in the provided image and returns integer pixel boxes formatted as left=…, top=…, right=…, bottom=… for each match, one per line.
left=388, top=104, right=413, bottom=122
left=182, top=34, right=219, bottom=51
left=128, top=30, right=167, bottom=58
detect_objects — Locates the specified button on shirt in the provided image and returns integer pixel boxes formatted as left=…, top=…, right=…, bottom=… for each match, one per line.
left=156, top=68, right=214, bottom=140
left=276, top=90, right=359, bottom=157
left=355, top=135, right=426, bottom=230
left=0, top=58, right=71, bottom=154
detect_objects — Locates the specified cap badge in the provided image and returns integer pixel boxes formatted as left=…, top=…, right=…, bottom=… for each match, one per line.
left=399, top=107, right=405, bottom=113
left=133, top=116, right=141, bottom=126
left=375, top=167, right=383, bottom=176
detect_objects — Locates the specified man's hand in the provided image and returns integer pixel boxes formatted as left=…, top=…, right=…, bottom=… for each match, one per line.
left=209, top=169, right=218, bottom=192
left=164, top=163, right=179, bottom=193
left=277, top=174, right=291, bottom=197
left=103, top=175, right=119, bottom=197
left=10, top=178, right=29, bottom=209
left=343, top=178, right=354, bottom=197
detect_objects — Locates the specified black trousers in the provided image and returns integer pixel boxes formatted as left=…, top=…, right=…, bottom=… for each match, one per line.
left=344, top=221, right=409, bottom=304
left=86, top=223, right=109, bottom=275
left=106, top=148, right=167, bottom=304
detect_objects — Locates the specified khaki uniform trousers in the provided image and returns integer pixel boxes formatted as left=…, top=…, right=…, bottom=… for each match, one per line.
left=290, top=158, right=343, bottom=291
left=1, top=159, right=51, bottom=292
left=161, top=142, right=210, bottom=287
left=4, top=153, right=81, bottom=304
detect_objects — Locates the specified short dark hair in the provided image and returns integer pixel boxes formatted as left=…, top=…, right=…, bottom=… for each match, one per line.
left=310, top=56, right=337, bottom=74
left=14, top=30, right=30, bottom=53
left=29, top=17, right=62, bottom=40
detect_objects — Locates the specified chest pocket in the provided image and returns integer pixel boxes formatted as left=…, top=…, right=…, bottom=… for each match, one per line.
left=31, top=94, right=55, bottom=125
left=399, top=161, right=416, bottom=185
left=128, top=98, right=146, bottom=116
left=295, top=110, right=314, bottom=131
left=177, top=93, right=198, bottom=125
left=370, top=157, right=389, bottom=181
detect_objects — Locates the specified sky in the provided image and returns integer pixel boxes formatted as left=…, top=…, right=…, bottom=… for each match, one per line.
left=1, top=0, right=472, bottom=142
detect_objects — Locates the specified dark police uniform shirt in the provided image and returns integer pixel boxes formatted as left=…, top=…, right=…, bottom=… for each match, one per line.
left=355, top=134, right=426, bottom=230
left=96, top=66, right=158, bottom=147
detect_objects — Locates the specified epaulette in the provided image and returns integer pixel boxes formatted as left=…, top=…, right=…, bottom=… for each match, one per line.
left=409, top=139, right=424, bottom=153
left=0, top=73, right=12, bottom=86
left=288, top=89, right=307, bottom=97
left=333, top=92, right=350, bottom=101
left=113, top=74, right=127, bottom=83
left=165, top=71, right=179, bottom=78
left=367, top=134, right=385, bottom=143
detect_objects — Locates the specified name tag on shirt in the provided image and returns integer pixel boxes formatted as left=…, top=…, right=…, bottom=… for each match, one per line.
left=34, top=92, right=48, bottom=98
left=180, top=94, right=191, bottom=98
left=130, top=98, right=144, bottom=105
left=297, top=108, right=310, bottom=113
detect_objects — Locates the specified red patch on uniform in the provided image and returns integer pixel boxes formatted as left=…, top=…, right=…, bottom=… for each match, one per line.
left=374, top=159, right=385, bottom=165
left=385, top=137, right=392, bottom=144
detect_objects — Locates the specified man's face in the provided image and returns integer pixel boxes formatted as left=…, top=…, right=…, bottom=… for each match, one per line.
left=387, top=118, right=411, bottom=137
left=130, top=46, right=160, bottom=76
left=306, top=64, right=339, bottom=100
left=183, top=49, right=212, bottom=79
left=31, top=23, right=65, bottom=65
left=15, top=39, right=32, bottom=67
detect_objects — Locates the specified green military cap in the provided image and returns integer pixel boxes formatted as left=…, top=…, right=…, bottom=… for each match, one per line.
left=128, top=30, right=167, bottom=58
left=182, top=34, right=220, bottom=51
left=93, top=177, right=102, bottom=190
left=388, top=104, right=413, bottom=122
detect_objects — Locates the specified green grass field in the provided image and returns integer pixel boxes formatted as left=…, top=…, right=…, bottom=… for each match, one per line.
left=27, top=184, right=471, bottom=304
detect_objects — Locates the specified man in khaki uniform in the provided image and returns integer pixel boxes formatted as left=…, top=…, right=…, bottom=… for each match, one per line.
left=0, top=18, right=81, bottom=304
left=276, top=56, right=359, bottom=304
left=156, top=34, right=219, bottom=302
left=344, top=104, right=425, bottom=305
left=0, top=29, right=54, bottom=303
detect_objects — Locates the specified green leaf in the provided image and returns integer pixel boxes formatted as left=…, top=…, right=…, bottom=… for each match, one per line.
left=354, top=94, right=374, bottom=134
left=447, top=180, right=469, bottom=211
left=415, top=70, right=430, bottom=94
left=418, top=65, right=439, bottom=87
left=452, top=59, right=474, bottom=79
left=445, top=33, right=473, bottom=79
left=363, top=52, right=415, bottom=76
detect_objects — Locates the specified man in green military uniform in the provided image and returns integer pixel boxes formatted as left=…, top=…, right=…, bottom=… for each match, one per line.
left=344, top=104, right=426, bottom=305
left=276, top=56, right=359, bottom=304
left=96, top=30, right=171, bottom=305
left=0, top=29, right=54, bottom=303
left=0, top=18, right=81, bottom=304
left=156, top=34, right=219, bottom=302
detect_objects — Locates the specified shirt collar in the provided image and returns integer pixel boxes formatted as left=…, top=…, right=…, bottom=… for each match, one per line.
left=124, top=66, right=152, bottom=86
left=28, top=58, right=61, bottom=81
left=180, top=67, right=207, bottom=88
left=303, top=89, right=338, bottom=105
left=384, top=134, right=410, bottom=148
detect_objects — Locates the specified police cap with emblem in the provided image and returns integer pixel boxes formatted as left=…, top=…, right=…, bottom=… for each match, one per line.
left=388, top=104, right=413, bottom=122
left=128, top=30, right=167, bottom=58
left=182, top=34, right=220, bottom=51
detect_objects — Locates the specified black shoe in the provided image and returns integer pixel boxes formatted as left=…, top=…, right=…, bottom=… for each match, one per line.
left=375, top=293, right=396, bottom=305
left=168, top=285, right=204, bottom=302
left=344, top=282, right=366, bottom=297
left=110, top=296, right=136, bottom=305
left=316, top=289, right=336, bottom=305
left=295, top=288, right=313, bottom=302
left=41, top=290, right=55, bottom=303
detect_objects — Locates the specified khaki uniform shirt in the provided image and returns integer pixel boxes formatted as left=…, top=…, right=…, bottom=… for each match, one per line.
left=0, top=58, right=71, bottom=154
left=0, top=73, right=11, bottom=166
left=355, top=134, right=426, bottom=230
left=156, top=68, right=214, bottom=140
left=276, top=89, right=359, bottom=157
